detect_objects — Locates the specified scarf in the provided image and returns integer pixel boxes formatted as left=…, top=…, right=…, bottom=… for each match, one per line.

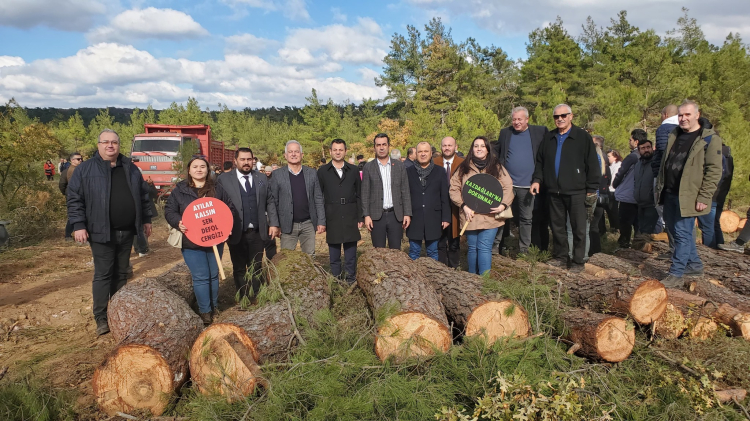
left=472, top=157, right=488, bottom=172
left=415, top=161, right=435, bottom=187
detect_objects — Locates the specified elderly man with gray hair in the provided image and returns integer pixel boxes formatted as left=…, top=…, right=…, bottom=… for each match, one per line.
left=493, top=106, right=550, bottom=256
left=268, top=140, right=326, bottom=255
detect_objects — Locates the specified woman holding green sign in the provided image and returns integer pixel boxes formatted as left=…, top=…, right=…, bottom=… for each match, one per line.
left=449, top=136, right=514, bottom=275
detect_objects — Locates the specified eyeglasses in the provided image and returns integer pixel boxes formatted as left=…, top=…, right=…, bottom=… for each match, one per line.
left=553, top=113, right=571, bottom=120
left=98, top=140, right=120, bottom=145
left=72, top=158, right=82, bottom=161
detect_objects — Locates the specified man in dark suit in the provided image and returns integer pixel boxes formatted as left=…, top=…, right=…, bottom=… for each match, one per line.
left=318, top=139, right=362, bottom=284
left=217, top=147, right=279, bottom=296
left=494, top=106, right=550, bottom=255
left=530, top=104, right=600, bottom=271
left=433, top=136, right=464, bottom=267
left=269, top=140, right=326, bottom=256
left=361, top=133, right=412, bottom=249
left=406, top=142, right=450, bottom=260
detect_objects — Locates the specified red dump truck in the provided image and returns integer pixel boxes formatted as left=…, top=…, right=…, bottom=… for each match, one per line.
left=130, top=124, right=235, bottom=195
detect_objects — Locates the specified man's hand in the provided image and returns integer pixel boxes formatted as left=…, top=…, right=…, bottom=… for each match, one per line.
left=441, top=221, right=450, bottom=229
left=696, top=202, right=708, bottom=212
left=530, top=182, right=540, bottom=195
left=143, top=223, right=152, bottom=237
left=74, top=229, right=88, bottom=243
left=358, top=221, right=364, bottom=229
left=316, top=225, right=326, bottom=234
left=402, top=216, right=411, bottom=229
left=269, top=226, right=280, bottom=239
left=364, top=216, right=373, bottom=232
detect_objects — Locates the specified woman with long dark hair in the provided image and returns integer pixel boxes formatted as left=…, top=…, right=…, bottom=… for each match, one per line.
left=44, top=160, right=55, bottom=180
left=605, top=149, right=623, bottom=232
left=164, top=157, right=237, bottom=325
left=449, top=136, right=514, bottom=275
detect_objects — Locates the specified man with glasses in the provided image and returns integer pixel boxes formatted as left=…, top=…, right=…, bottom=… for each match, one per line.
left=67, top=129, right=154, bottom=336
left=59, top=152, right=82, bottom=241
left=530, top=104, right=599, bottom=271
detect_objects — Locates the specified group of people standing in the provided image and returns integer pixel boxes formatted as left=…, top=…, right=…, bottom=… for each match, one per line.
left=66, top=98, right=735, bottom=335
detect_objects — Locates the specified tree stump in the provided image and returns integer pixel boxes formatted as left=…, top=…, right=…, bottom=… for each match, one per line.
left=415, top=257, right=530, bottom=343
left=720, top=210, right=741, bottom=233
left=190, top=250, right=330, bottom=399
left=93, top=279, right=204, bottom=416
left=714, top=304, right=750, bottom=340
left=357, top=249, right=451, bottom=361
left=561, top=308, right=634, bottom=362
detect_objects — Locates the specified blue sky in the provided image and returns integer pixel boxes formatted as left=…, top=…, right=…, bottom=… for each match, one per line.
left=0, top=0, right=748, bottom=109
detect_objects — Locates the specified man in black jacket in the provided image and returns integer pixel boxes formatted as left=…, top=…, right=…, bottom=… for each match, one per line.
left=67, top=130, right=153, bottom=336
left=494, top=106, right=549, bottom=255
left=59, top=152, right=82, bottom=241
left=530, top=104, right=599, bottom=270
left=318, top=139, right=362, bottom=284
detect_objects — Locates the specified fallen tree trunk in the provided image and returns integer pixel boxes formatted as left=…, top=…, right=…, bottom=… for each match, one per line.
left=713, top=304, right=750, bottom=340
left=687, top=279, right=750, bottom=313
left=190, top=250, right=330, bottom=399
left=561, top=308, right=634, bottom=362
left=93, top=278, right=204, bottom=416
left=357, top=249, right=451, bottom=362
left=653, top=289, right=718, bottom=340
left=415, top=257, right=530, bottom=343
left=131, top=262, right=196, bottom=305
left=588, top=253, right=669, bottom=281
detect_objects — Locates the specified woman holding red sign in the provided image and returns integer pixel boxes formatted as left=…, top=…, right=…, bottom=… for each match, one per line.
left=165, top=157, right=237, bottom=325
left=449, top=136, right=514, bottom=276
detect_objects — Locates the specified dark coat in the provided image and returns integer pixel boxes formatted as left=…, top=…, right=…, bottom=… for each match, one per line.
left=317, top=161, right=362, bottom=244
left=433, top=155, right=464, bottom=238
left=217, top=169, right=278, bottom=243
left=634, top=155, right=656, bottom=207
left=67, top=152, right=153, bottom=244
left=532, top=124, right=600, bottom=195
left=163, top=180, right=240, bottom=250
left=494, top=124, right=549, bottom=166
left=406, top=164, right=451, bottom=241
left=652, top=120, right=678, bottom=177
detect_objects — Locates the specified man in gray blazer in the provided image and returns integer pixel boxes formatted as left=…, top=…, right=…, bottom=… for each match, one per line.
left=269, top=140, right=326, bottom=255
left=361, top=133, right=412, bottom=249
left=217, top=147, right=279, bottom=297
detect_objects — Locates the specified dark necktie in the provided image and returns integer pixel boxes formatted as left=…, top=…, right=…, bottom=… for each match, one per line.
left=243, top=175, right=250, bottom=192
left=446, top=161, right=451, bottom=181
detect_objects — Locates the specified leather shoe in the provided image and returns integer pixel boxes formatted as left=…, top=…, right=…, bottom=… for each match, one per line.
left=96, top=319, right=110, bottom=336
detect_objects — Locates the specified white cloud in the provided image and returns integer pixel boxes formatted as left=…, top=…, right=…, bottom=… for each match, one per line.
left=332, top=7, right=347, bottom=22
left=0, top=43, right=386, bottom=109
left=281, top=18, right=388, bottom=66
left=0, top=0, right=106, bottom=31
left=225, top=33, right=278, bottom=55
left=407, top=0, right=750, bottom=45
left=87, top=7, right=208, bottom=43
left=221, top=0, right=310, bottom=21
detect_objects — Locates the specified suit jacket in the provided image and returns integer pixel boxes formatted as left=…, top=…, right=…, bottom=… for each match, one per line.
left=269, top=165, right=326, bottom=234
left=361, top=158, right=412, bottom=222
left=217, top=169, right=278, bottom=243
left=433, top=155, right=464, bottom=238
left=405, top=164, right=450, bottom=241
left=494, top=125, right=549, bottom=166
left=317, top=161, right=362, bottom=244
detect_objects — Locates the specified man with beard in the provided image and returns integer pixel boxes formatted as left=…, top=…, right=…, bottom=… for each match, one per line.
left=633, top=139, right=659, bottom=236
left=218, top=148, right=279, bottom=297
left=318, top=139, right=362, bottom=284
left=433, top=136, right=464, bottom=267
left=405, top=142, right=450, bottom=260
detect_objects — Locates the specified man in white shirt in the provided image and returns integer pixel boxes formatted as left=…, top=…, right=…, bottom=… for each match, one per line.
left=433, top=136, right=464, bottom=267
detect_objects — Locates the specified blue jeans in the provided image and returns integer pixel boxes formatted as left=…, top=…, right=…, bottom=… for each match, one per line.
left=466, top=228, right=499, bottom=275
left=696, top=202, right=718, bottom=249
left=663, top=193, right=703, bottom=277
left=408, top=239, right=438, bottom=261
left=182, top=244, right=224, bottom=314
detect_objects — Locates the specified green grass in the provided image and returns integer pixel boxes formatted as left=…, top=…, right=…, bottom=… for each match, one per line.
left=0, top=378, right=76, bottom=421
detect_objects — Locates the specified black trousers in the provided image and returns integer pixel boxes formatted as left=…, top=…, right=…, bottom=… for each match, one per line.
left=90, top=229, right=134, bottom=321
left=329, top=242, right=357, bottom=284
left=438, top=225, right=460, bottom=268
left=264, top=238, right=277, bottom=260
left=531, top=191, right=550, bottom=251
left=637, top=206, right=660, bottom=234
left=589, top=205, right=605, bottom=256
left=618, top=202, right=639, bottom=247
left=549, top=192, right=587, bottom=264
left=371, top=210, right=403, bottom=249
left=605, top=194, right=619, bottom=231
left=228, top=229, right=265, bottom=296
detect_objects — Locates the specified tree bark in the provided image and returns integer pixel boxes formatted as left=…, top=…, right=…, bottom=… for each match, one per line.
left=415, top=257, right=530, bottom=343
left=357, top=249, right=451, bottom=362
left=561, top=308, right=635, bottom=362
left=93, top=278, right=204, bottom=416
left=588, top=253, right=669, bottom=281
left=713, top=304, right=750, bottom=341
left=189, top=250, right=330, bottom=399
left=131, top=262, right=195, bottom=306
left=687, top=279, right=750, bottom=313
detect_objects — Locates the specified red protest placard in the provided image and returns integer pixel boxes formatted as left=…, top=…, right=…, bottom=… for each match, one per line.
left=182, top=197, right=233, bottom=247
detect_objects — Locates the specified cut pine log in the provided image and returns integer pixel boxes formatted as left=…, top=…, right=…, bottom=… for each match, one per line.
left=720, top=210, right=741, bottom=233
left=739, top=218, right=747, bottom=231
left=357, top=249, right=451, bottom=361
left=561, top=308, right=634, bottom=362
left=93, top=278, right=204, bottom=416
left=686, top=279, right=750, bottom=313
left=414, top=257, right=530, bottom=343
left=714, top=303, right=750, bottom=340
left=588, top=253, right=668, bottom=280
left=653, top=289, right=718, bottom=340
left=190, top=250, right=330, bottom=399
left=131, top=262, right=196, bottom=305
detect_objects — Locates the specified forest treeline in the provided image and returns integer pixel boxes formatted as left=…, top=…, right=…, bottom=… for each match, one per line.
left=4, top=9, right=750, bottom=203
